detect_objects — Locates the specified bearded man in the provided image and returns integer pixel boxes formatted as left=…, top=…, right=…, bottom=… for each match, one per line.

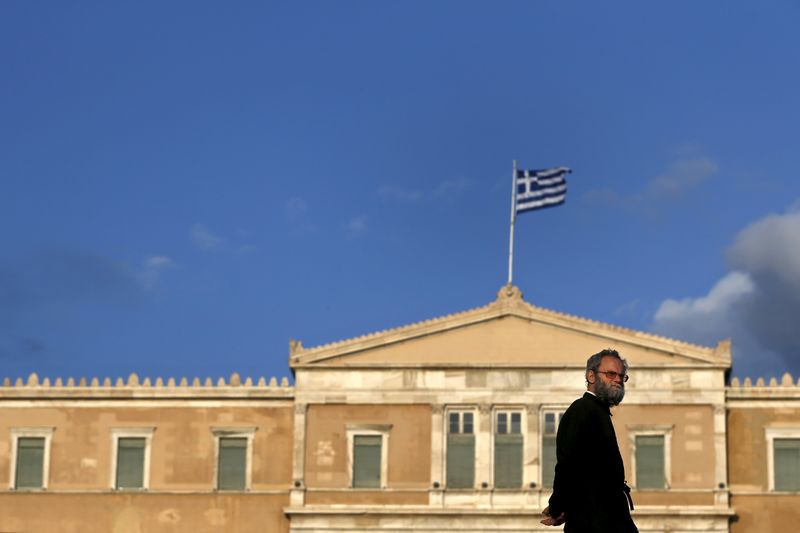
left=541, top=349, right=639, bottom=532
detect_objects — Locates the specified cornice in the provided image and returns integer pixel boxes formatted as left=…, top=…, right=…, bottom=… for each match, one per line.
left=290, top=284, right=729, bottom=367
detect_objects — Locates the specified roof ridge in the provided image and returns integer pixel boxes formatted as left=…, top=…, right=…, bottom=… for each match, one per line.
left=293, top=284, right=722, bottom=363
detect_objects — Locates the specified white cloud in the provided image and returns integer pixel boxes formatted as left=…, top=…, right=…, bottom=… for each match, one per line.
left=654, top=270, right=754, bottom=326
left=144, top=256, right=175, bottom=269
left=727, top=211, right=800, bottom=291
left=646, top=157, right=718, bottom=199
left=585, top=156, right=718, bottom=212
left=378, top=185, right=421, bottom=202
left=285, top=197, right=318, bottom=233
left=612, top=299, right=641, bottom=319
left=191, top=223, right=223, bottom=250
left=345, top=215, right=368, bottom=238
left=651, top=204, right=800, bottom=379
left=286, top=197, right=308, bottom=218
left=137, top=255, right=176, bottom=289
left=433, top=177, right=471, bottom=197
left=236, top=244, right=259, bottom=254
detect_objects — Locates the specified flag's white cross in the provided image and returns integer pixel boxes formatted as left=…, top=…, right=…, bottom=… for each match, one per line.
left=514, top=167, right=569, bottom=214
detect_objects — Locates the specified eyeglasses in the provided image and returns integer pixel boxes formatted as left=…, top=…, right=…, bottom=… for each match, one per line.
left=594, top=370, right=629, bottom=382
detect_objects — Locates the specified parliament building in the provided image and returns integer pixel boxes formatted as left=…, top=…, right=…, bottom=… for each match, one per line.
left=1, top=285, right=798, bottom=532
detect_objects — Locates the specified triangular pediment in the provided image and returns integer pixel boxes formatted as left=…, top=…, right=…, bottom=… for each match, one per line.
left=289, top=285, right=731, bottom=369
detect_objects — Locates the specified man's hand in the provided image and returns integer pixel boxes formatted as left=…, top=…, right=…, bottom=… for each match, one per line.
left=540, top=506, right=566, bottom=526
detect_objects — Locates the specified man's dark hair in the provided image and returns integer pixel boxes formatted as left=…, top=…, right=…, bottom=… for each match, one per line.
left=585, top=348, right=629, bottom=376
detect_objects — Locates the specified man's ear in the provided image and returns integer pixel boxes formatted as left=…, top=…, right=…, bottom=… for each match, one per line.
left=586, top=370, right=595, bottom=384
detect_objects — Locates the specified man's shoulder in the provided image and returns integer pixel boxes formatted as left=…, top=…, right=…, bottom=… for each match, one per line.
left=567, top=392, right=592, bottom=409
left=564, top=393, right=603, bottom=416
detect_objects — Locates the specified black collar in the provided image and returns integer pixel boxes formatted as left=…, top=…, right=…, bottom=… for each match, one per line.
left=583, top=391, right=613, bottom=415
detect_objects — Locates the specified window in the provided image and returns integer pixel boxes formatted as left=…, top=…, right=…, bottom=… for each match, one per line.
left=773, top=439, right=800, bottom=491
left=212, top=428, right=256, bottom=491
left=353, top=436, right=381, bottom=487
left=541, top=410, right=564, bottom=488
left=766, top=428, right=800, bottom=492
left=111, top=428, right=154, bottom=490
left=218, top=437, right=247, bottom=490
left=346, top=425, right=391, bottom=489
left=635, top=436, right=665, bottom=489
left=117, top=438, right=146, bottom=488
left=628, top=426, right=672, bottom=490
left=494, top=410, right=523, bottom=488
left=446, top=410, right=475, bottom=489
left=10, top=428, right=54, bottom=490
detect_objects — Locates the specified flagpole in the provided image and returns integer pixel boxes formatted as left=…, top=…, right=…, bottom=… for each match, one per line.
left=507, top=159, right=517, bottom=285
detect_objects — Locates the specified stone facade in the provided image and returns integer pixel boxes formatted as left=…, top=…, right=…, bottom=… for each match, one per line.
left=0, top=285, right=798, bottom=532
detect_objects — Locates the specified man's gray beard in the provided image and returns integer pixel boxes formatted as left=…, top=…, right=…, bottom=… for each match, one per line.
left=595, top=379, right=625, bottom=406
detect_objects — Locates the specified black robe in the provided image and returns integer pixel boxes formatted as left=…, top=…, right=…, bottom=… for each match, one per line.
left=548, top=392, right=638, bottom=533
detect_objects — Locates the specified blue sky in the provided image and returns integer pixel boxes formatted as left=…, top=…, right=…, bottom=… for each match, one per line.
left=2, top=1, right=800, bottom=384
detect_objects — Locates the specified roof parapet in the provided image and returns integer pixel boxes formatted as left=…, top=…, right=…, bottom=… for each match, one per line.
left=727, top=372, right=800, bottom=400
left=1, top=372, right=292, bottom=393
left=729, top=373, right=798, bottom=388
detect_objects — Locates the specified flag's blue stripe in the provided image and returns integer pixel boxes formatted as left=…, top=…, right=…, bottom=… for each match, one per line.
left=517, top=183, right=567, bottom=199
left=516, top=167, right=570, bottom=179
left=519, top=182, right=566, bottom=191
left=517, top=189, right=567, bottom=205
left=514, top=166, right=570, bottom=213
left=517, top=176, right=567, bottom=187
left=516, top=169, right=569, bottom=179
left=516, top=194, right=566, bottom=213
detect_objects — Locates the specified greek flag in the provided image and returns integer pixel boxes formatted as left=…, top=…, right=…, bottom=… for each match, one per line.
left=515, top=167, right=570, bottom=214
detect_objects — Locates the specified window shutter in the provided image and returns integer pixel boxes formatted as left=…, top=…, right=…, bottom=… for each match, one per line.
left=218, top=437, right=247, bottom=490
left=446, top=434, right=475, bottom=488
left=494, top=433, right=523, bottom=488
left=116, top=437, right=146, bottom=489
left=353, top=435, right=382, bottom=488
left=636, top=435, right=665, bottom=489
left=541, top=412, right=562, bottom=488
left=541, top=435, right=557, bottom=488
left=497, top=413, right=508, bottom=434
left=449, top=413, right=460, bottom=434
left=15, top=437, right=45, bottom=489
left=774, top=438, right=800, bottom=491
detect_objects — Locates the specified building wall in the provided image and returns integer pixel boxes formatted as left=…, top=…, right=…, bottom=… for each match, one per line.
left=729, top=495, right=800, bottom=533
left=303, top=403, right=431, bottom=506
left=0, top=404, right=293, bottom=490
left=4, top=306, right=799, bottom=533
left=615, top=404, right=717, bottom=490
left=0, top=378, right=294, bottom=533
left=727, top=397, right=800, bottom=533
left=0, top=493, right=290, bottom=533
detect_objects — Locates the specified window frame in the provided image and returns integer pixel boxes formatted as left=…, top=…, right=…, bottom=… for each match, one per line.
left=444, top=407, right=478, bottom=489
left=110, top=427, right=155, bottom=491
left=628, top=425, right=673, bottom=490
left=540, top=406, right=568, bottom=489
left=346, top=424, right=391, bottom=489
left=765, top=427, right=800, bottom=492
left=492, top=407, right=525, bottom=489
left=211, top=427, right=256, bottom=491
left=9, top=427, right=54, bottom=491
